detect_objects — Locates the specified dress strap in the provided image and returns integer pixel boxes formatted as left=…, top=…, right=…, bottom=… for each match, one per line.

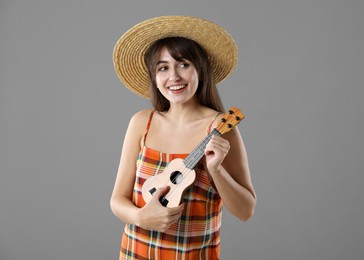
left=207, top=112, right=221, bottom=134
left=143, top=110, right=155, bottom=146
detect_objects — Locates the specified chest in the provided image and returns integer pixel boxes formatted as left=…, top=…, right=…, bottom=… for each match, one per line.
left=145, top=119, right=212, bottom=154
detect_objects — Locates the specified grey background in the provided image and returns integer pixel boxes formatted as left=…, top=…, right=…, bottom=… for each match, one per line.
left=1, top=0, right=363, bottom=259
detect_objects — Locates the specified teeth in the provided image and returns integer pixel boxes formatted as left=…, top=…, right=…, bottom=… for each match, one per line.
left=169, top=85, right=185, bottom=90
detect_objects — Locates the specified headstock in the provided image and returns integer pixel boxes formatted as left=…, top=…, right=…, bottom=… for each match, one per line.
left=216, top=107, right=244, bottom=135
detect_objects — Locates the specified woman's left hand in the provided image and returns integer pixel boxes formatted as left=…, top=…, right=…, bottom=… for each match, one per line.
left=204, top=135, right=230, bottom=174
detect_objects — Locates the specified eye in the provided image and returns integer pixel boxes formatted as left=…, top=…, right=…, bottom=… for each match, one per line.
left=179, top=62, right=190, bottom=69
left=157, top=65, right=168, bottom=72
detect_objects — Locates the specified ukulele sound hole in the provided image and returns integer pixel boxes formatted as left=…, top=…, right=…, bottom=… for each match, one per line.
left=170, top=171, right=183, bottom=185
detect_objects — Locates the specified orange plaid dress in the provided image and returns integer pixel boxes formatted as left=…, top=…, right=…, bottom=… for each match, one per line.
left=120, top=111, right=222, bottom=260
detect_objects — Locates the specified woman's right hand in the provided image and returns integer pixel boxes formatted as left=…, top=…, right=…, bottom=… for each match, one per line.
left=137, top=186, right=185, bottom=232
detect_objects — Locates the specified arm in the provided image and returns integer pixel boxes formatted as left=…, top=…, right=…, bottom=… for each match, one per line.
left=205, top=127, right=256, bottom=221
left=110, top=110, right=184, bottom=231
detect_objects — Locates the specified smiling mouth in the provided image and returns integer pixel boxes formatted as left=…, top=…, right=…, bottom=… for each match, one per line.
left=168, top=84, right=187, bottom=91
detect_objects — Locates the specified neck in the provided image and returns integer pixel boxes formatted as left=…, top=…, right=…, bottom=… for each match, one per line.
left=165, top=101, right=203, bottom=123
left=183, top=128, right=222, bottom=169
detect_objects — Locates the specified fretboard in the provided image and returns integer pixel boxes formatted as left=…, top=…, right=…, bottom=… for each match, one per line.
left=183, top=128, right=222, bottom=169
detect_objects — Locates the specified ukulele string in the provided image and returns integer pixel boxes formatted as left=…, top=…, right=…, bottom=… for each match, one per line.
left=165, top=124, right=231, bottom=197
left=157, top=109, right=243, bottom=204
left=158, top=127, right=219, bottom=191
left=165, top=113, right=240, bottom=190
left=167, top=128, right=221, bottom=187
left=164, top=122, right=238, bottom=201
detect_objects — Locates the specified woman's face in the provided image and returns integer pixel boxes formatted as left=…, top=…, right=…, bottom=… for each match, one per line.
left=155, top=47, right=199, bottom=105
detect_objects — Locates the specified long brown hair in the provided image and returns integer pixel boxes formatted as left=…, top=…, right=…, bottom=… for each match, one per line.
left=144, top=37, right=224, bottom=112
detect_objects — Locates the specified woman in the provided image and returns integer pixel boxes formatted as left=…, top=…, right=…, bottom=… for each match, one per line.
left=110, top=16, right=256, bottom=260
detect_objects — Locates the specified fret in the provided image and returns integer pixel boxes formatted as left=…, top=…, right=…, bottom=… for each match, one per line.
left=184, top=128, right=222, bottom=169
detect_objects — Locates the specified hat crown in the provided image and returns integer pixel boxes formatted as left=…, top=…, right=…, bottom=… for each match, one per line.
left=113, top=15, right=238, bottom=98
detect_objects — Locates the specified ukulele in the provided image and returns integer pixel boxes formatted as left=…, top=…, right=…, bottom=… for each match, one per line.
left=141, top=107, right=244, bottom=208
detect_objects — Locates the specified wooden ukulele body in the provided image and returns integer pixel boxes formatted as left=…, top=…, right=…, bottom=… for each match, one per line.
left=141, top=158, right=196, bottom=208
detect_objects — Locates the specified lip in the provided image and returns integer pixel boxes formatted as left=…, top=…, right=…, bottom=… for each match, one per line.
left=167, top=84, right=188, bottom=93
left=167, top=84, right=187, bottom=89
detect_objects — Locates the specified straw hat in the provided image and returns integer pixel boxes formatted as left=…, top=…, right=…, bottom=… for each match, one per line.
left=113, top=15, right=238, bottom=98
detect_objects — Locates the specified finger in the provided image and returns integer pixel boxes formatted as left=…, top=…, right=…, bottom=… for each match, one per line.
left=208, top=137, right=224, bottom=149
left=168, top=203, right=185, bottom=215
left=169, top=215, right=182, bottom=225
left=169, top=211, right=184, bottom=224
left=208, top=138, right=230, bottom=153
left=154, top=186, right=170, bottom=198
left=205, top=142, right=226, bottom=156
left=210, top=136, right=230, bottom=149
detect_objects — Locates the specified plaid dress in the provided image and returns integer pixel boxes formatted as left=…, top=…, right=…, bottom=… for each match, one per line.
left=120, top=111, right=222, bottom=260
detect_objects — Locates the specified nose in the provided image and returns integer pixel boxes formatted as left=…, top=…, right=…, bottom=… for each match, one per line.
left=169, top=68, right=181, bottom=81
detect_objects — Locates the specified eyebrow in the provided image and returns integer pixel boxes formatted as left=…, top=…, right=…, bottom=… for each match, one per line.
left=156, top=57, right=187, bottom=65
left=156, top=61, right=168, bottom=65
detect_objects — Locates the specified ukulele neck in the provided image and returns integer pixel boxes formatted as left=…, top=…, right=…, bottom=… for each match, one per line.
left=183, top=128, right=222, bottom=170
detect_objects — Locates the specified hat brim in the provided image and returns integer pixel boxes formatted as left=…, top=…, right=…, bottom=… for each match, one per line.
left=113, top=16, right=238, bottom=99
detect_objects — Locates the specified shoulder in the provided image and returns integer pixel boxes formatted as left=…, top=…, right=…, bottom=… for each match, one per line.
left=125, top=109, right=154, bottom=137
left=128, top=109, right=154, bottom=127
left=121, top=109, right=155, bottom=150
